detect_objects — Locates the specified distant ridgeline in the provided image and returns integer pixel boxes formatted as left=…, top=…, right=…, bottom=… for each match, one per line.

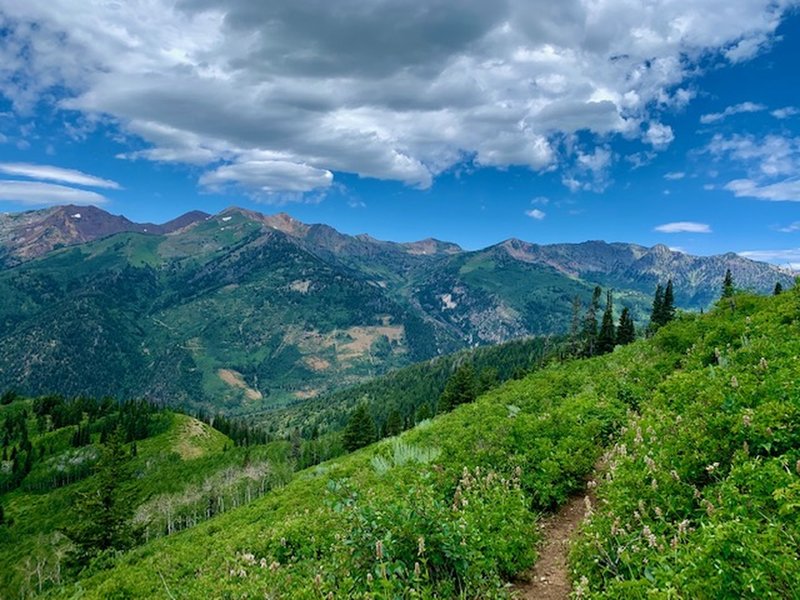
left=0, top=204, right=792, bottom=416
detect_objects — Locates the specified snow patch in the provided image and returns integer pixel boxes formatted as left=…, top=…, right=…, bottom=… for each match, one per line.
left=221, top=216, right=233, bottom=222
left=71, top=213, right=81, bottom=219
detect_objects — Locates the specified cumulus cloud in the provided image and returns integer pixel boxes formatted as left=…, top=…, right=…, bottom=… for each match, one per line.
left=0, top=180, right=108, bottom=205
left=654, top=221, right=712, bottom=233
left=0, top=162, right=120, bottom=189
left=644, top=122, right=675, bottom=149
left=699, top=101, right=766, bottom=124
left=525, top=208, right=546, bottom=220
left=0, top=0, right=794, bottom=196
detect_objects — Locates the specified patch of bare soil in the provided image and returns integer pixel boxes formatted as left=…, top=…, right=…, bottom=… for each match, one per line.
left=217, top=368, right=263, bottom=400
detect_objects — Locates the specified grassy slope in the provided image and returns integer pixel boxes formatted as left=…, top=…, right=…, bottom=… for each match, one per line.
left=571, top=290, right=800, bottom=598
left=0, top=412, right=268, bottom=596
left=57, top=314, right=684, bottom=598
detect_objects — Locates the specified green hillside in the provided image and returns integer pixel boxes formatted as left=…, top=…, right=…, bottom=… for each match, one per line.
left=0, top=398, right=295, bottom=598
left=21, top=285, right=796, bottom=598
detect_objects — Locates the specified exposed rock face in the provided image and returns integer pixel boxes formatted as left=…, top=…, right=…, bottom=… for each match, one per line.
left=0, top=205, right=209, bottom=266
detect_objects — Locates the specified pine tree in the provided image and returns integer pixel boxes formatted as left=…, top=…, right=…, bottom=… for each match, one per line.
left=569, top=295, right=582, bottom=355
left=477, top=367, right=499, bottom=394
left=662, top=279, right=676, bottom=324
left=722, top=269, right=734, bottom=298
left=648, top=284, right=664, bottom=334
left=597, top=290, right=616, bottom=355
left=774, top=281, right=783, bottom=295
left=616, top=307, right=636, bottom=345
left=438, top=363, right=477, bottom=412
left=0, top=503, right=4, bottom=526
left=581, top=286, right=602, bottom=356
left=342, top=403, right=377, bottom=452
left=68, top=426, right=136, bottom=561
left=384, top=409, right=403, bottom=437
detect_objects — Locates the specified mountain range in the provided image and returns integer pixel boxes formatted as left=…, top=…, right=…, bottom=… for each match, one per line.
left=0, top=204, right=792, bottom=414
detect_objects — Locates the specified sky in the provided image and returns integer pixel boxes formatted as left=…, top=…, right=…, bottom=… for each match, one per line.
left=0, top=1, right=799, bottom=266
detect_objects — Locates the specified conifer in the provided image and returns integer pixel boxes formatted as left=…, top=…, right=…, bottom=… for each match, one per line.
left=616, top=307, right=636, bottom=345
left=597, top=290, right=616, bottom=355
left=342, top=403, right=377, bottom=452
left=722, top=269, right=734, bottom=298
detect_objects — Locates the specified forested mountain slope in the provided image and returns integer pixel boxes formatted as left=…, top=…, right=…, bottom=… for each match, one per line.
left=34, top=286, right=799, bottom=598
left=0, top=204, right=791, bottom=416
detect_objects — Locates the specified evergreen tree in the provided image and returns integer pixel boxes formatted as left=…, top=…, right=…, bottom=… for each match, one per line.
left=342, top=403, right=377, bottom=452
left=774, top=281, right=783, bottom=295
left=384, top=409, right=403, bottom=437
left=68, top=426, right=136, bottom=561
left=616, top=307, right=636, bottom=345
left=662, top=279, right=676, bottom=324
left=568, top=295, right=582, bottom=355
left=597, top=290, right=616, bottom=355
left=477, top=367, right=499, bottom=394
left=0, top=503, right=4, bottom=526
left=438, top=363, right=477, bottom=412
left=722, top=269, right=734, bottom=298
left=648, top=284, right=664, bottom=334
left=581, top=286, right=602, bottom=357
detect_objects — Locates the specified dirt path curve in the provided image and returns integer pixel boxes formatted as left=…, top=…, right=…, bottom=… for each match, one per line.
left=513, top=486, right=596, bottom=600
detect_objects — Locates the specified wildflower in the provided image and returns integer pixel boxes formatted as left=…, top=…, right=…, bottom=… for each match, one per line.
left=651, top=478, right=658, bottom=490
left=584, top=495, right=593, bottom=515
left=759, top=357, right=768, bottom=370
left=634, top=427, right=643, bottom=444
left=375, top=540, right=384, bottom=560
left=705, top=462, right=719, bottom=473
left=260, top=558, right=267, bottom=569
left=414, top=562, right=421, bottom=578
left=670, top=469, right=680, bottom=481
left=742, top=412, right=752, bottom=427
left=677, top=519, right=690, bottom=535
left=417, top=536, right=425, bottom=556
left=654, top=506, right=663, bottom=518
left=642, top=525, right=658, bottom=548
left=644, top=456, right=657, bottom=471
left=269, top=561, right=280, bottom=572
left=730, top=376, right=739, bottom=388
left=314, top=574, right=322, bottom=587
left=367, top=573, right=373, bottom=583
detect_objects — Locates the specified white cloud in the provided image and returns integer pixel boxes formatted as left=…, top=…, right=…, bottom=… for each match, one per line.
left=664, top=171, right=685, bottom=180
left=0, top=162, right=120, bottom=189
left=772, top=106, right=799, bottom=119
left=644, top=122, right=675, bottom=149
left=738, top=248, right=800, bottom=268
left=777, top=221, right=800, bottom=233
left=725, top=178, right=800, bottom=202
left=699, top=101, right=766, bottom=124
left=706, top=133, right=800, bottom=177
left=525, top=208, right=546, bottom=220
left=0, top=180, right=108, bottom=206
left=199, top=160, right=333, bottom=194
left=654, top=221, right=712, bottom=233
left=0, top=0, right=793, bottom=195
left=530, top=196, right=549, bottom=205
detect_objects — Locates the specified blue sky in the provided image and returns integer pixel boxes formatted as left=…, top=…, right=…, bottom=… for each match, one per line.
left=0, top=1, right=799, bottom=265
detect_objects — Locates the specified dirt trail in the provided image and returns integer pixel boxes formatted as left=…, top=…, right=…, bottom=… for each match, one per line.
left=514, top=485, right=596, bottom=600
